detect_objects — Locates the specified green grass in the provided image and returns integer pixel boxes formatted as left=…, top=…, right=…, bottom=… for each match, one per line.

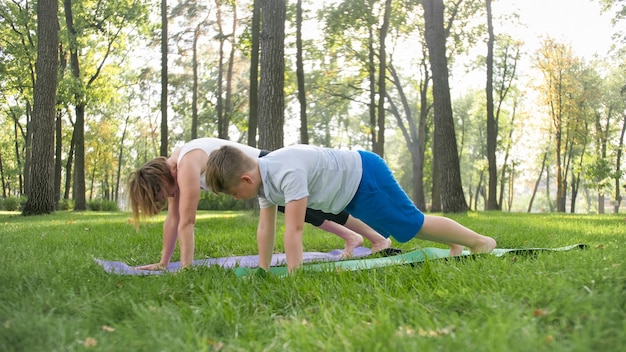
left=0, top=210, right=624, bottom=351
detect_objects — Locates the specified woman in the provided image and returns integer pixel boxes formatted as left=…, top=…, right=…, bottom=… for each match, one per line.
left=128, top=138, right=391, bottom=270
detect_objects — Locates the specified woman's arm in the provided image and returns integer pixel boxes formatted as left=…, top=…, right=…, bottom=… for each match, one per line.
left=134, top=176, right=181, bottom=271
left=176, top=153, right=203, bottom=268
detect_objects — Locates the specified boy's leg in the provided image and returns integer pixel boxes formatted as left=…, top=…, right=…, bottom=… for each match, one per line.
left=416, top=215, right=496, bottom=255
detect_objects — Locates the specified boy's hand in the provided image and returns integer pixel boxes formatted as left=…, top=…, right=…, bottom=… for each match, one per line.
left=254, top=267, right=271, bottom=278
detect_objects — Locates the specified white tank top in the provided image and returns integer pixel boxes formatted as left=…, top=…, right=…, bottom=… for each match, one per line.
left=177, top=138, right=261, bottom=190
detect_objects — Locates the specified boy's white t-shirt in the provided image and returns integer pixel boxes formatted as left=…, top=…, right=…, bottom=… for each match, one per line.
left=257, top=144, right=362, bottom=214
left=177, top=138, right=261, bottom=190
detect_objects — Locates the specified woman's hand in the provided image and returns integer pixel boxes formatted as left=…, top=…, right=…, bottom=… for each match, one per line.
left=134, top=262, right=167, bottom=271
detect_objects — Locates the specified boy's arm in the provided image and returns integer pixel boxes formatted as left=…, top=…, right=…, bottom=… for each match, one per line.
left=257, top=205, right=277, bottom=270
left=283, top=198, right=307, bottom=273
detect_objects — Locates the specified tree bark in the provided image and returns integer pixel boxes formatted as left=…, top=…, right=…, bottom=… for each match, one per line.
left=485, top=0, right=500, bottom=210
left=296, top=0, right=308, bottom=144
left=374, top=0, right=392, bottom=157
left=22, top=0, right=59, bottom=215
left=160, top=0, right=168, bottom=156
left=247, top=0, right=261, bottom=148
left=258, top=0, right=285, bottom=151
left=422, top=0, right=468, bottom=212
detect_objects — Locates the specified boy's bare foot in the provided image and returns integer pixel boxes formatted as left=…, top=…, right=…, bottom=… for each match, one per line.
left=371, top=237, right=392, bottom=254
left=341, top=233, right=364, bottom=258
left=470, top=236, right=497, bottom=254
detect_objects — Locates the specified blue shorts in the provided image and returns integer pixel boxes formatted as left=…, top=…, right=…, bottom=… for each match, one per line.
left=345, top=150, right=424, bottom=243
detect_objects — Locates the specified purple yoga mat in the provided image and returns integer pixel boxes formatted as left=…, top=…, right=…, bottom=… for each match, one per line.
left=94, top=246, right=373, bottom=275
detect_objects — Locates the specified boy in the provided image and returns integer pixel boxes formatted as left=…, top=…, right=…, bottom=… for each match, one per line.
left=205, top=144, right=497, bottom=273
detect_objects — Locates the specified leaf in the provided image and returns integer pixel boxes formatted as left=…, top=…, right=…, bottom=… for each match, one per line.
left=83, top=337, right=97, bottom=347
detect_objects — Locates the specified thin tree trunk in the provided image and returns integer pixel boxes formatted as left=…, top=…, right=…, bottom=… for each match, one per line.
left=528, top=151, right=547, bottom=213
left=247, top=0, right=260, bottom=148
left=367, top=26, right=377, bottom=153
left=485, top=0, right=499, bottom=210
left=160, top=0, right=168, bottom=156
left=374, top=0, right=392, bottom=157
left=224, top=3, right=237, bottom=141
left=295, top=0, right=308, bottom=144
left=191, top=24, right=200, bottom=140
left=115, top=115, right=130, bottom=202
left=614, top=112, right=626, bottom=213
left=216, top=1, right=226, bottom=139
left=0, top=151, right=6, bottom=197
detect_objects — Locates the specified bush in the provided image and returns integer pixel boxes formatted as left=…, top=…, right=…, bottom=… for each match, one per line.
left=197, top=192, right=247, bottom=210
left=87, top=199, right=119, bottom=211
left=58, top=199, right=74, bottom=211
left=2, top=197, right=22, bottom=211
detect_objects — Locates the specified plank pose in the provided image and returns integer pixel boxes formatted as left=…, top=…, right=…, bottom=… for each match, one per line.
left=206, top=144, right=497, bottom=272
left=128, top=138, right=391, bottom=270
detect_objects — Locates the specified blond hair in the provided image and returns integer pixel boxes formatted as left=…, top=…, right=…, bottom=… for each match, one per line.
left=128, top=157, right=175, bottom=229
left=205, top=145, right=257, bottom=193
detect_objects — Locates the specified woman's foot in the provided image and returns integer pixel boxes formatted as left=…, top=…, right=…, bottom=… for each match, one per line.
left=341, top=233, right=364, bottom=258
left=371, top=237, right=392, bottom=254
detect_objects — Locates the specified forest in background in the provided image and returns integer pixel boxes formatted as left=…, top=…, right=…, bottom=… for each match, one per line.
left=1, top=0, right=625, bottom=215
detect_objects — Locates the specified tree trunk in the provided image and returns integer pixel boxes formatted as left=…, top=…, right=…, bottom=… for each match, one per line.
left=216, top=1, right=226, bottom=139
left=0, top=151, right=6, bottom=197
left=72, top=104, right=86, bottom=210
left=374, top=0, right=392, bottom=157
left=22, top=103, right=32, bottom=197
left=247, top=0, right=261, bottom=148
left=258, top=0, right=285, bottom=151
left=422, top=0, right=468, bottom=212
left=160, top=0, right=168, bottom=156
left=387, top=59, right=430, bottom=211
left=224, top=3, right=237, bottom=141
left=64, top=129, right=75, bottom=200
left=22, top=0, right=59, bottom=215
left=614, top=112, right=626, bottom=214
left=485, top=0, right=499, bottom=210
left=296, top=0, right=308, bottom=144
left=115, top=115, right=131, bottom=202
left=63, top=0, right=86, bottom=210
left=527, top=151, right=547, bottom=213
left=191, top=24, right=200, bottom=140
left=431, top=139, right=441, bottom=212
left=367, top=26, right=377, bottom=153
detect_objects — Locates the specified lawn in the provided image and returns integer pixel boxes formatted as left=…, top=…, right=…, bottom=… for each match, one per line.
left=0, top=210, right=624, bottom=351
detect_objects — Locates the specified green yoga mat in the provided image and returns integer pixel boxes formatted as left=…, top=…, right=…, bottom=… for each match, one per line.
left=234, top=244, right=587, bottom=278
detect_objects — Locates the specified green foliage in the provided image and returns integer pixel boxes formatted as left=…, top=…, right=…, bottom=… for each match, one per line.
left=0, top=196, right=25, bottom=211
left=196, top=192, right=247, bottom=211
left=58, top=199, right=75, bottom=211
left=0, top=211, right=624, bottom=351
left=87, top=199, right=119, bottom=211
